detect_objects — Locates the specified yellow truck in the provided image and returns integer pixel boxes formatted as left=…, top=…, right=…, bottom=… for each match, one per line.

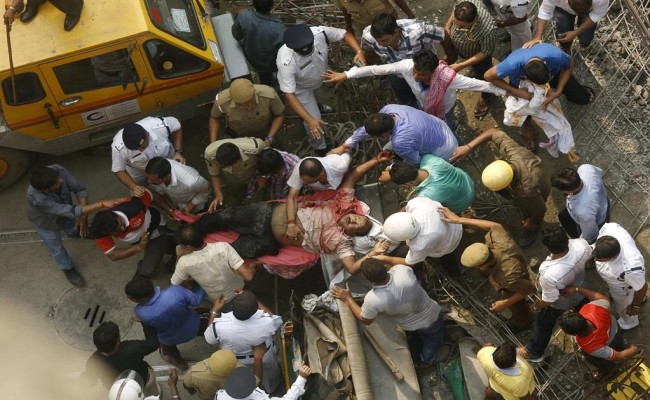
left=0, top=0, right=248, bottom=188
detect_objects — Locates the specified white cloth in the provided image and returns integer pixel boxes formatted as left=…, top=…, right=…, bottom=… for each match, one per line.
left=538, top=0, right=609, bottom=23
left=277, top=26, right=347, bottom=94
left=361, top=264, right=441, bottom=330
left=171, top=243, right=245, bottom=302
left=205, top=310, right=283, bottom=393
left=538, top=238, right=591, bottom=309
left=352, top=214, right=399, bottom=256
left=490, top=0, right=532, bottom=50
left=215, top=376, right=307, bottom=400
left=148, top=159, right=211, bottom=210
left=567, top=164, right=609, bottom=244
left=503, top=80, right=574, bottom=157
left=403, top=197, right=462, bottom=264
left=595, top=223, right=646, bottom=329
left=344, top=58, right=506, bottom=111
left=111, top=116, right=180, bottom=184
left=287, top=153, right=352, bottom=191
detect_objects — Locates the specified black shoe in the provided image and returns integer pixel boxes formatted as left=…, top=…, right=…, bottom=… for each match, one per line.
left=314, top=147, right=331, bottom=157
left=19, top=3, right=39, bottom=22
left=64, top=14, right=80, bottom=31
left=317, top=103, right=335, bottom=114
left=517, top=228, right=539, bottom=248
left=63, top=267, right=85, bottom=287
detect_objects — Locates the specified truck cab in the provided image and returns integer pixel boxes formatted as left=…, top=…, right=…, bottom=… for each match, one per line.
left=0, top=0, right=246, bottom=188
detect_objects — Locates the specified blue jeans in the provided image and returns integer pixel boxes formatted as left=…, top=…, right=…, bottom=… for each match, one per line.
left=554, top=8, right=597, bottom=48
left=418, top=312, right=445, bottom=364
left=445, top=104, right=462, bottom=144
left=36, top=218, right=78, bottom=270
left=526, top=306, right=565, bottom=357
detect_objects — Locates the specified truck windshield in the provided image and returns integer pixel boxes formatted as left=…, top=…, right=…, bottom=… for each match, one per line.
left=145, top=0, right=205, bottom=49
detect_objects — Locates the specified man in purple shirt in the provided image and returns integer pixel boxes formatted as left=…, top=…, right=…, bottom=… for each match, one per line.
left=246, top=148, right=300, bottom=200
left=330, top=104, right=458, bottom=165
left=126, top=278, right=208, bottom=371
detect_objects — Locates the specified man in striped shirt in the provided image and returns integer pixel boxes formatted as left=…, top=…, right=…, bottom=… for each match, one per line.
left=246, top=148, right=300, bottom=200
left=445, top=0, right=499, bottom=118
left=361, top=13, right=455, bottom=108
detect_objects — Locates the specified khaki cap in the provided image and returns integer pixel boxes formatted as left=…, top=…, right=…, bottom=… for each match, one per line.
left=207, top=349, right=238, bottom=377
left=229, top=79, right=255, bottom=104
left=461, top=243, right=490, bottom=267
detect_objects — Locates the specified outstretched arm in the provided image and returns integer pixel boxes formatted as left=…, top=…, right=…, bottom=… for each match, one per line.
left=448, top=128, right=499, bottom=163
left=341, top=151, right=394, bottom=189
left=438, top=206, right=501, bottom=231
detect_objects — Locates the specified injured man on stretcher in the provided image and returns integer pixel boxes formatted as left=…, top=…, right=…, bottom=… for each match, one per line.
left=192, top=152, right=398, bottom=284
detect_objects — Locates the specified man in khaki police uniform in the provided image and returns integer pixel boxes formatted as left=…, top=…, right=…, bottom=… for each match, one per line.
left=440, top=207, right=534, bottom=332
left=450, top=128, right=549, bottom=248
left=334, top=0, right=415, bottom=36
left=204, top=137, right=268, bottom=211
left=183, top=349, right=239, bottom=400
left=209, top=79, right=285, bottom=145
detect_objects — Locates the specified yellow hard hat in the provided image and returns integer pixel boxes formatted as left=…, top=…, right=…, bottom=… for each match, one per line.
left=482, top=160, right=514, bottom=191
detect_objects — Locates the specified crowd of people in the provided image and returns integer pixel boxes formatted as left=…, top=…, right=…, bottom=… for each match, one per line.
left=20, top=0, right=648, bottom=398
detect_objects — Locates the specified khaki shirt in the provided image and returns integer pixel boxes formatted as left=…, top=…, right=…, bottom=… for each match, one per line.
left=210, top=85, right=284, bottom=139
left=333, top=0, right=397, bottom=32
left=183, top=359, right=239, bottom=400
left=204, top=137, right=267, bottom=183
left=483, top=225, right=535, bottom=295
left=492, top=130, right=550, bottom=216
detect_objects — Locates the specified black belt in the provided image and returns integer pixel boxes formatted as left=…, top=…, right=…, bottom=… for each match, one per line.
left=236, top=354, right=255, bottom=360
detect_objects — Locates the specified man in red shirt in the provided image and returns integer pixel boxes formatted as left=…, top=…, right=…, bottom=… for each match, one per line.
left=559, top=286, right=640, bottom=379
left=90, top=189, right=176, bottom=278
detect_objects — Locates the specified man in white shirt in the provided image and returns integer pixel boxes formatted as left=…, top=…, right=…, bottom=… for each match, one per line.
left=277, top=24, right=365, bottom=153
left=145, top=157, right=211, bottom=215
left=205, top=291, right=282, bottom=394
left=172, top=225, right=257, bottom=302
left=284, top=152, right=352, bottom=241
left=525, top=0, right=609, bottom=51
left=593, top=223, right=647, bottom=330
left=490, top=0, right=531, bottom=50
left=374, top=197, right=463, bottom=277
left=324, top=49, right=508, bottom=130
left=518, top=223, right=592, bottom=362
left=551, top=164, right=610, bottom=244
left=331, top=259, right=445, bottom=367
left=111, top=116, right=185, bottom=196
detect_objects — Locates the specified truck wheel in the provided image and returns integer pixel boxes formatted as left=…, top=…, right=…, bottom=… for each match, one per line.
left=0, top=148, right=30, bottom=191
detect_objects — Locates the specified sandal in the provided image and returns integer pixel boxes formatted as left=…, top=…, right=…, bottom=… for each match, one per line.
left=473, top=100, right=489, bottom=119
left=585, top=86, right=596, bottom=104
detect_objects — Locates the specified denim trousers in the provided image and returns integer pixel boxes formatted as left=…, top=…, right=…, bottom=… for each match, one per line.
left=418, top=312, right=446, bottom=364
left=36, top=218, right=78, bottom=270
left=554, top=7, right=597, bottom=47
left=387, top=75, right=420, bottom=109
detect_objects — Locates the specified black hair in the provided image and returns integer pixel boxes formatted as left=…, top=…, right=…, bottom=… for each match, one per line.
left=389, top=161, right=419, bottom=184
left=176, top=224, right=205, bottom=249
left=93, top=322, right=120, bottom=353
left=568, top=0, right=592, bottom=14
left=298, top=158, right=324, bottom=178
left=370, top=13, right=398, bottom=39
left=232, top=291, right=259, bottom=320
left=550, top=167, right=581, bottom=191
left=253, top=0, right=273, bottom=14
left=30, top=166, right=59, bottom=190
left=125, top=278, right=155, bottom=300
left=90, top=211, right=120, bottom=238
left=525, top=60, right=551, bottom=84
left=541, top=223, right=569, bottom=254
left=257, top=148, right=285, bottom=175
left=412, top=49, right=440, bottom=73
left=492, top=342, right=517, bottom=369
left=593, top=236, right=621, bottom=259
left=559, top=310, right=590, bottom=336
left=454, top=1, right=478, bottom=23
left=365, top=113, right=395, bottom=136
left=145, top=157, right=171, bottom=177
left=215, top=143, right=243, bottom=167
left=361, top=258, right=388, bottom=283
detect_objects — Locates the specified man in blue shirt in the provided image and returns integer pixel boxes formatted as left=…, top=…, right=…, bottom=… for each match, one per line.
left=126, top=278, right=208, bottom=370
left=331, top=104, right=458, bottom=165
left=26, top=165, right=124, bottom=287
left=232, top=0, right=286, bottom=88
left=484, top=43, right=595, bottom=149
